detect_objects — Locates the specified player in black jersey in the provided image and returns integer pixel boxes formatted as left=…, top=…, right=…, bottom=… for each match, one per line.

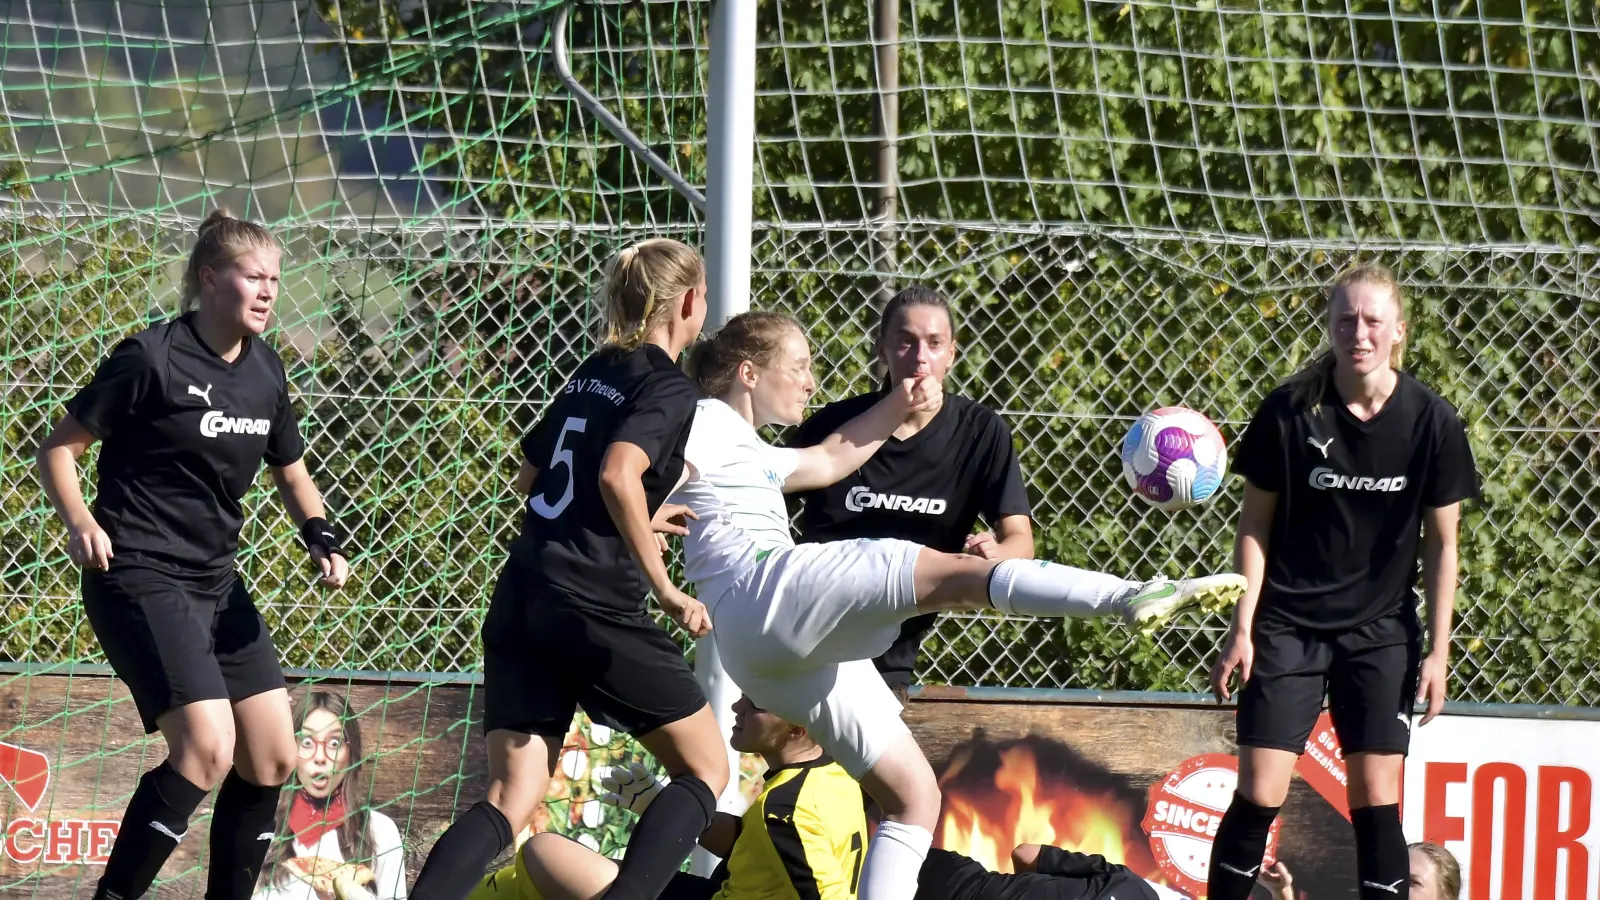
left=408, top=239, right=728, bottom=900
left=472, top=699, right=1185, bottom=900
left=920, top=844, right=1181, bottom=900
left=791, top=286, right=1034, bottom=703
left=36, top=210, right=351, bottom=900
left=1205, top=264, right=1480, bottom=900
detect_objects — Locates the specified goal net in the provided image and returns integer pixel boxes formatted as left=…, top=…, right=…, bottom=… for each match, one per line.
left=1, top=0, right=1596, bottom=893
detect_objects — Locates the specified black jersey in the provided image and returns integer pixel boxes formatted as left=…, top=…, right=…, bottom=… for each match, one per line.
left=791, top=390, right=1031, bottom=551
left=791, top=389, right=1031, bottom=680
left=916, top=848, right=1161, bottom=900
left=1232, top=372, right=1480, bottom=631
left=510, top=344, right=698, bottom=612
left=66, top=314, right=306, bottom=573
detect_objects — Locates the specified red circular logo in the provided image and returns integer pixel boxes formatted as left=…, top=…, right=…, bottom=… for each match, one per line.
left=1140, top=753, right=1281, bottom=898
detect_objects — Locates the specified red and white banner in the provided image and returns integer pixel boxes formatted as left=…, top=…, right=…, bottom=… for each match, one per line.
left=1297, top=711, right=1352, bottom=821
left=1405, top=715, right=1600, bottom=900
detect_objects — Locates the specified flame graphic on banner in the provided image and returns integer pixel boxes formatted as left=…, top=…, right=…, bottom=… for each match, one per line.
left=935, top=741, right=1158, bottom=877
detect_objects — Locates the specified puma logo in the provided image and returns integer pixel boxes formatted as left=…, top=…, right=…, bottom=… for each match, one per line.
left=187, top=383, right=213, bottom=406
left=1361, top=878, right=1406, bottom=894
left=1216, top=861, right=1260, bottom=878
left=149, top=821, right=185, bottom=842
left=257, top=832, right=274, bottom=841
left=1307, top=435, right=1333, bottom=458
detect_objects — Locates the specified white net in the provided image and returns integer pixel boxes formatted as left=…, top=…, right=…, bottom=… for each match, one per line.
left=2, top=0, right=1597, bottom=705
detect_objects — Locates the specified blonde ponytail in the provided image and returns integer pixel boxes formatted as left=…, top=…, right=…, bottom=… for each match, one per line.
left=597, top=239, right=703, bottom=350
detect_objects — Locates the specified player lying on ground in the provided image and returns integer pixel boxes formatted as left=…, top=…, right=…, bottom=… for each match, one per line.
left=468, top=694, right=1184, bottom=900
left=1256, top=842, right=1460, bottom=900
left=1205, top=264, right=1478, bottom=900
left=408, top=239, right=730, bottom=900
left=469, top=692, right=868, bottom=900
left=670, top=311, right=1247, bottom=900
left=38, top=209, right=351, bottom=900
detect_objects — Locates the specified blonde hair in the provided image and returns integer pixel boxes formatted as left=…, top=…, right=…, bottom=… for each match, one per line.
left=1287, top=262, right=1407, bottom=410
left=685, top=311, right=802, bottom=398
left=598, top=238, right=704, bottom=350
left=180, top=208, right=281, bottom=312
left=1409, top=842, right=1461, bottom=900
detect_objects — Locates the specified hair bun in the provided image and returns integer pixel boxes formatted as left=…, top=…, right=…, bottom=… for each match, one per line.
left=198, top=208, right=234, bottom=237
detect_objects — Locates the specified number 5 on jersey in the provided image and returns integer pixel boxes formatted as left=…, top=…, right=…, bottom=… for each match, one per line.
left=530, top=417, right=587, bottom=519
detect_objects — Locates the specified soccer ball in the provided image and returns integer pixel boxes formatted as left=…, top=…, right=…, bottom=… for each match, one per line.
left=1120, top=407, right=1227, bottom=512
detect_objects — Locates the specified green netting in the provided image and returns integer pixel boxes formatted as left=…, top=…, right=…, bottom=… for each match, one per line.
left=1, top=0, right=1598, bottom=894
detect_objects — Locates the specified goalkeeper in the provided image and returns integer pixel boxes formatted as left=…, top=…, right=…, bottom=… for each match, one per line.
left=470, top=692, right=867, bottom=900
left=468, top=695, right=1183, bottom=900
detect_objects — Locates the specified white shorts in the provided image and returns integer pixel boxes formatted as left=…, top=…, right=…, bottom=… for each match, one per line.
left=730, top=658, right=909, bottom=779
left=708, top=537, right=922, bottom=777
left=708, top=537, right=921, bottom=671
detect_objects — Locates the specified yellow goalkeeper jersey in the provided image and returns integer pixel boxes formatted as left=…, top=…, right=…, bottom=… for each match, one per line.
left=468, top=755, right=868, bottom=900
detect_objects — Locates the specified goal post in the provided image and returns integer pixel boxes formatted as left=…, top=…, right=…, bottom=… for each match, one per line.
left=697, top=0, right=760, bottom=872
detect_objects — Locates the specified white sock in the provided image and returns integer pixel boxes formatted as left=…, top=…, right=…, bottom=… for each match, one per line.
left=987, top=559, right=1141, bottom=617
left=859, top=821, right=933, bottom=900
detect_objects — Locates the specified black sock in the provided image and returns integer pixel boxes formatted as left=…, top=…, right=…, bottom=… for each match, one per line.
left=410, top=799, right=515, bottom=900
left=205, top=770, right=283, bottom=900
left=603, top=775, right=716, bottom=900
left=1353, top=804, right=1409, bottom=900
left=1207, top=792, right=1281, bottom=900
left=93, top=761, right=209, bottom=900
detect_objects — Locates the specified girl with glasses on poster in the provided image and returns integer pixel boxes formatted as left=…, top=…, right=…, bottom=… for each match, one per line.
left=255, top=691, right=407, bottom=900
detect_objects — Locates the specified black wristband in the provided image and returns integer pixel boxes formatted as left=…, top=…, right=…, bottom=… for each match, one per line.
left=300, top=517, right=345, bottom=557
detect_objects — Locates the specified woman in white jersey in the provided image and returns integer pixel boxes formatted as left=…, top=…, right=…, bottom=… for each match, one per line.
left=674, top=312, right=1246, bottom=900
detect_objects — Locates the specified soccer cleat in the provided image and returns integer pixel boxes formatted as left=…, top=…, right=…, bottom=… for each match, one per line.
left=1118, top=573, right=1246, bottom=627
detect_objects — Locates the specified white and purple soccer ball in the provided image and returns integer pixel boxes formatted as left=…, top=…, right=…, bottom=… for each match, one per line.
left=1120, top=406, right=1227, bottom=512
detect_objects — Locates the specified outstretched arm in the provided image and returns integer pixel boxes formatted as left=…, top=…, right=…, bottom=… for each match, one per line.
left=519, top=819, right=739, bottom=900
left=784, top=378, right=939, bottom=492
left=1012, top=844, right=1119, bottom=878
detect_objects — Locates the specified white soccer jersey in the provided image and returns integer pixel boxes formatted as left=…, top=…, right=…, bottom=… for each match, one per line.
left=674, top=398, right=801, bottom=602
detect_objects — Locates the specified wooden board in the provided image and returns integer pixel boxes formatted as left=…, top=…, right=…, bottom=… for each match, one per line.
left=1, top=674, right=1357, bottom=899
left=907, top=694, right=1356, bottom=898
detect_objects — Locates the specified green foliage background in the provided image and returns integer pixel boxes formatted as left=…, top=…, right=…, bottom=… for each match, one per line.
left=3, top=0, right=1598, bottom=707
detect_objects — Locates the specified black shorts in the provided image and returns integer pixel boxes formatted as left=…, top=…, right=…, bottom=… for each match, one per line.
left=481, top=559, right=706, bottom=737
left=82, top=564, right=286, bottom=734
left=1237, top=609, right=1422, bottom=755
left=659, top=872, right=721, bottom=900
